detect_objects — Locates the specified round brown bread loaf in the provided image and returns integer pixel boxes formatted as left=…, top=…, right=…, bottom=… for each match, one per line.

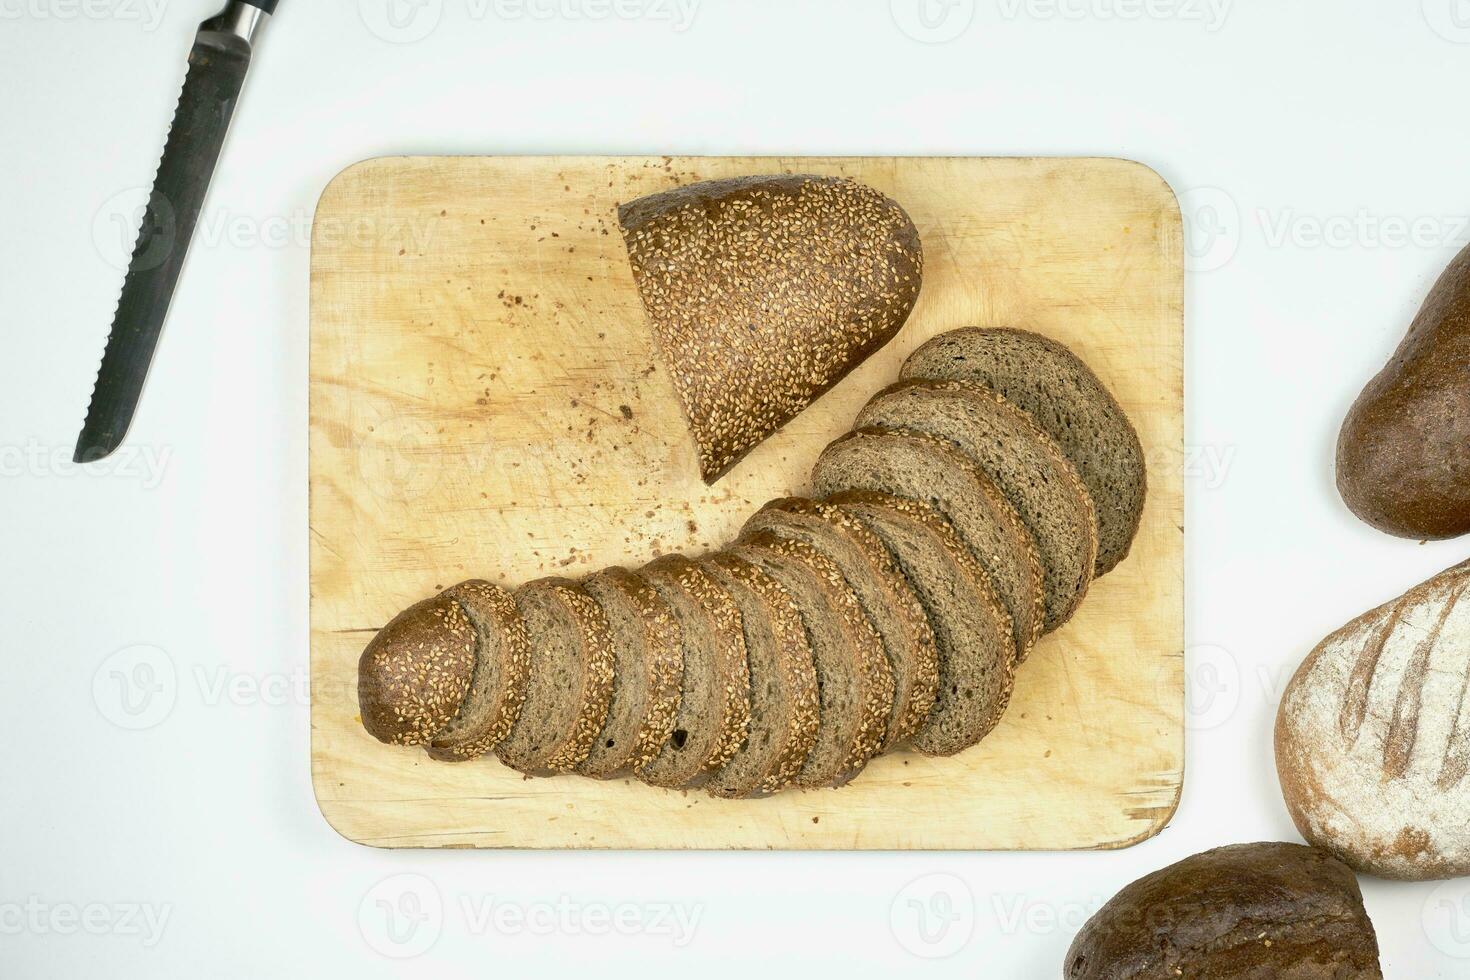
left=576, top=568, right=685, bottom=780
left=494, top=579, right=616, bottom=775
left=636, top=556, right=751, bottom=790
left=702, top=553, right=820, bottom=798
left=811, top=427, right=1044, bottom=659
left=427, top=581, right=532, bottom=762
left=857, top=379, right=1098, bottom=635
left=726, top=533, right=894, bottom=788
left=619, top=174, right=923, bottom=483
left=743, top=497, right=939, bottom=750
left=1065, top=842, right=1383, bottom=979
left=358, top=592, right=477, bottom=747
left=902, top=327, right=1146, bottom=576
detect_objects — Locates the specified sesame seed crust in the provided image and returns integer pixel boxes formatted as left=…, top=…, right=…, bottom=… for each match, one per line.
left=358, top=593, right=477, bottom=747
left=426, top=581, right=531, bottom=762
left=618, top=174, right=924, bottom=483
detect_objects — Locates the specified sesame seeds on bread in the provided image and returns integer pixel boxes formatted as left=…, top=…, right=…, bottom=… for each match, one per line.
left=702, top=553, right=821, bottom=798
left=811, top=427, right=1045, bottom=660
left=494, top=579, right=616, bottom=776
left=902, top=328, right=1146, bottom=576
left=619, top=174, right=924, bottom=483
left=831, top=491, right=1018, bottom=757
left=743, top=497, right=939, bottom=751
left=426, top=581, right=532, bottom=762
left=857, top=380, right=1098, bottom=635
left=576, top=568, right=685, bottom=780
left=636, top=556, right=752, bottom=790
left=358, top=592, right=477, bottom=747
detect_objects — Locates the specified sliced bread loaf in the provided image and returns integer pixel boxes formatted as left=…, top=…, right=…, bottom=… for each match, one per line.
left=576, top=568, right=685, bottom=780
left=743, top=497, right=939, bottom=750
left=857, top=380, right=1097, bottom=634
left=702, top=554, right=821, bottom=798
left=726, top=533, right=895, bottom=788
left=811, top=427, right=1044, bottom=659
left=359, top=592, right=477, bottom=747
left=831, top=491, right=1017, bottom=756
left=426, top=581, right=532, bottom=762
left=494, top=579, right=616, bottom=775
left=619, top=174, right=923, bottom=483
left=636, top=556, right=751, bottom=789
left=902, top=327, right=1146, bottom=576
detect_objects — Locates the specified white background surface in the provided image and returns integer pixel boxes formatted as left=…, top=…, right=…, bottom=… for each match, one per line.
left=5, top=0, right=1470, bottom=975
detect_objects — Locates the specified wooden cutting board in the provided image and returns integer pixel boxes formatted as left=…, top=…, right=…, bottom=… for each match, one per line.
left=309, top=156, right=1184, bottom=850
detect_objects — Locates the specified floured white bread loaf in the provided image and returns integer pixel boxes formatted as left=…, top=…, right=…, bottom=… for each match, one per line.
left=1276, top=559, right=1470, bottom=880
left=619, top=174, right=923, bottom=483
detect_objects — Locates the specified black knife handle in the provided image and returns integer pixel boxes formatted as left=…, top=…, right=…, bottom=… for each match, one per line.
left=240, top=0, right=278, bottom=12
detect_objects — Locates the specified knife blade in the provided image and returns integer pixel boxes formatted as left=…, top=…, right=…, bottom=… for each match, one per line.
left=75, top=0, right=279, bottom=464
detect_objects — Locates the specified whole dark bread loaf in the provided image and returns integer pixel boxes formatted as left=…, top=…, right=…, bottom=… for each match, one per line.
left=1065, top=842, right=1383, bottom=979
left=1276, top=558, right=1470, bottom=880
left=358, top=592, right=477, bottom=747
left=619, top=174, right=923, bottom=483
left=902, top=328, right=1145, bottom=576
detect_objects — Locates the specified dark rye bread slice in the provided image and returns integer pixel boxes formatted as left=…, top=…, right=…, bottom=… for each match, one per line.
left=359, top=592, right=476, bottom=747
left=742, top=497, right=939, bottom=750
left=811, top=427, right=1044, bottom=660
left=426, top=581, right=532, bottom=762
left=858, top=380, right=1098, bottom=634
left=702, top=554, right=820, bottom=798
left=831, top=491, right=1018, bottom=756
left=636, top=556, right=751, bottom=789
left=619, top=174, right=923, bottom=483
left=576, top=568, right=684, bottom=780
left=726, top=533, right=894, bottom=788
left=902, top=327, right=1147, bottom=576
left=494, top=579, right=616, bottom=775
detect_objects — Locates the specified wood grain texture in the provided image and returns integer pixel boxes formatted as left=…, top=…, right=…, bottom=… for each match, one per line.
left=309, top=156, right=1184, bottom=850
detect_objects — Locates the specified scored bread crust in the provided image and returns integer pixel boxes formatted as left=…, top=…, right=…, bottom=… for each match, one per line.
left=858, top=379, right=1099, bottom=636
left=813, top=426, right=1045, bottom=660
left=426, top=581, right=532, bottom=762
left=703, top=553, right=821, bottom=798
left=495, top=579, right=616, bottom=775
left=358, top=592, right=477, bottom=747
left=637, top=556, right=752, bottom=789
left=730, top=532, right=895, bottom=788
left=744, top=497, right=940, bottom=750
left=619, top=174, right=924, bottom=484
left=831, top=490, right=1018, bottom=757
left=577, top=567, right=684, bottom=779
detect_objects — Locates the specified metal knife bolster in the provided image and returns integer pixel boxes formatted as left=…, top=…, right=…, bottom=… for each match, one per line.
left=74, top=0, right=274, bottom=464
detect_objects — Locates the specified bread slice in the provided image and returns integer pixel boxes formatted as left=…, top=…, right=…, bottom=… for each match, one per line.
left=726, top=533, right=894, bottom=788
left=857, top=380, right=1097, bottom=634
left=494, top=579, right=616, bottom=775
left=811, top=427, right=1044, bottom=660
left=636, top=556, right=751, bottom=789
left=576, top=568, right=684, bottom=780
left=831, top=491, right=1017, bottom=756
left=702, top=553, right=820, bottom=798
left=426, top=581, right=532, bottom=762
left=743, top=497, right=939, bottom=750
left=619, top=174, right=923, bottom=483
left=358, top=592, right=477, bottom=747
left=902, top=327, right=1146, bottom=576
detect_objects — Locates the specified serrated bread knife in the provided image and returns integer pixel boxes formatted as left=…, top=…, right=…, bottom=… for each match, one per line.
left=75, top=0, right=278, bottom=464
